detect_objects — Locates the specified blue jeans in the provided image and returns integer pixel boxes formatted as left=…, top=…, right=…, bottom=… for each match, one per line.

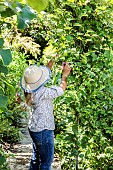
left=29, top=129, right=54, bottom=170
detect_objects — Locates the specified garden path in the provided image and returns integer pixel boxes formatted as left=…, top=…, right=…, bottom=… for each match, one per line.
left=8, top=119, right=61, bottom=170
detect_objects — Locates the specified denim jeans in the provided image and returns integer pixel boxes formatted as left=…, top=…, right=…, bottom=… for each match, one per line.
left=29, top=129, right=54, bottom=170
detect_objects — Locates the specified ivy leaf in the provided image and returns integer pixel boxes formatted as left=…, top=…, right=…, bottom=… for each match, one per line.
left=0, top=49, right=12, bottom=65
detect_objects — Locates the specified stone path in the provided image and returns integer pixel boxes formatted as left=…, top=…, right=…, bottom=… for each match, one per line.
left=8, top=120, right=61, bottom=170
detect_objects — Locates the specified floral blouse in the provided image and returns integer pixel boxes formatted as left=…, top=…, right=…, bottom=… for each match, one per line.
left=28, top=85, right=64, bottom=132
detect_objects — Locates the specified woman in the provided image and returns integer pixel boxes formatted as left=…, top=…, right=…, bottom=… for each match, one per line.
left=20, top=59, right=71, bottom=170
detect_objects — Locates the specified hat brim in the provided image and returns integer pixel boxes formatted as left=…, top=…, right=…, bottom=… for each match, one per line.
left=20, top=66, right=51, bottom=93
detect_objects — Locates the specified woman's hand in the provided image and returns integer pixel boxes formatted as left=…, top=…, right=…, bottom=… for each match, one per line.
left=47, top=59, right=54, bottom=70
left=47, top=53, right=59, bottom=69
left=62, top=63, right=71, bottom=77
left=60, top=63, right=71, bottom=91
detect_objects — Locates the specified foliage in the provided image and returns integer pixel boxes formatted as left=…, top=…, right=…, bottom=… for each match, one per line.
left=0, top=51, right=28, bottom=144
left=0, top=38, right=12, bottom=109
left=0, top=0, right=53, bottom=109
left=35, top=0, right=113, bottom=169
left=1, top=0, right=113, bottom=169
left=0, top=0, right=53, bottom=168
left=0, top=147, right=10, bottom=170
left=0, top=0, right=37, bottom=109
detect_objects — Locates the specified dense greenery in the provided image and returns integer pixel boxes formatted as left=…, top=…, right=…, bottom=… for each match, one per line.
left=0, top=0, right=38, bottom=168
left=0, top=0, right=113, bottom=169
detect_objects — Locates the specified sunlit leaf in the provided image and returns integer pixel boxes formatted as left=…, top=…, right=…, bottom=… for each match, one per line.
left=0, top=49, right=12, bottom=65
left=27, top=0, right=49, bottom=12
left=0, top=2, right=6, bottom=12
left=74, top=23, right=82, bottom=27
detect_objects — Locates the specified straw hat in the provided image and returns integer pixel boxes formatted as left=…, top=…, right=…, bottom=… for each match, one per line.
left=20, top=65, right=51, bottom=93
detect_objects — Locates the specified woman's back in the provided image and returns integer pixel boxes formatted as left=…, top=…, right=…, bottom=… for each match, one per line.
left=28, top=86, right=64, bottom=132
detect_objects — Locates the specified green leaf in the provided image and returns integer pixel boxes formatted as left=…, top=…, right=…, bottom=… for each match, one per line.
left=5, top=81, right=15, bottom=94
left=0, top=156, right=6, bottom=165
left=0, top=90, right=3, bottom=95
left=20, top=5, right=37, bottom=20
left=17, top=15, right=27, bottom=29
left=66, top=35, right=73, bottom=41
left=0, top=2, right=6, bottom=12
left=0, top=49, right=12, bottom=65
left=0, top=64, right=8, bottom=74
left=0, top=38, right=4, bottom=47
left=0, top=95, right=8, bottom=108
left=8, top=84, right=16, bottom=94
left=27, top=0, right=49, bottom=12
left=1, top=7, right=15, bottom=17
left=74, top=23, right=82, bottom=27
left=72, top=125, right=78, bottom=133
left=17, top=5, right=37, bottom=29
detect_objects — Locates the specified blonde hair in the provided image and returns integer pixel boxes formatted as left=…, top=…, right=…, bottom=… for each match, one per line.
left=24, top=91, right=33, bottom=106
